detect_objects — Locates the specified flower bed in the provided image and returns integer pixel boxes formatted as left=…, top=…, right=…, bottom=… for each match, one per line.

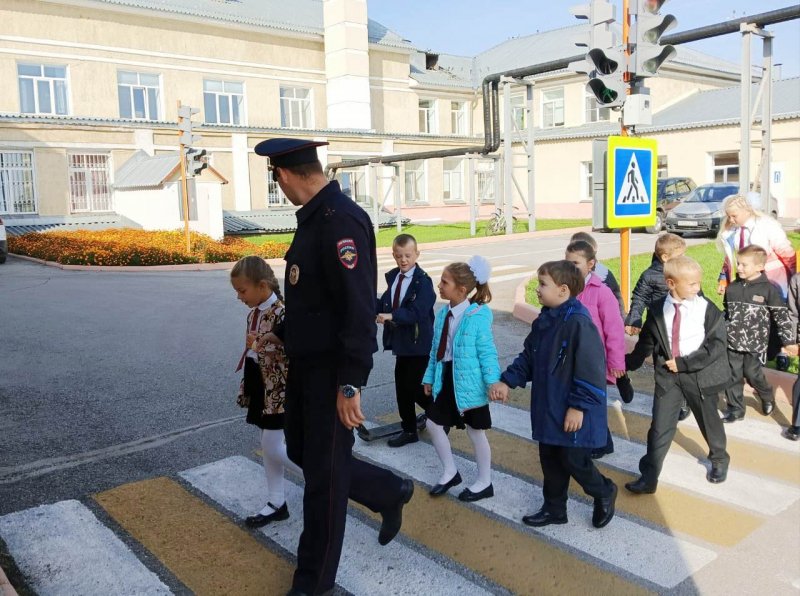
left=8, top=229, right=288, bottom=266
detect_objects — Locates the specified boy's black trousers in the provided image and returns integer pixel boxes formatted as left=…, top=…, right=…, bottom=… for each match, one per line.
left=539, top=443, right=614, bottom=514
left=724, top=350, right=774, bottom=414
left=394, top=355, right=432, bottom=433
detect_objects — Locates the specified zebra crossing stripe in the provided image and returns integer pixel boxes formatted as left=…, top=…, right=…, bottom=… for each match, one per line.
left=180, top=456, right=495, bottom=596
left=94, top=477, right=294, bottom=595
left=489, top=403, right=800, bottom=516
left=354, top=425, right=717, bottom=590
left=0, top=500, right=170, bottom=595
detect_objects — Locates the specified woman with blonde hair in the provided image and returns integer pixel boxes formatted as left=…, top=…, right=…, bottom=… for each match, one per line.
left=717, top=194, right=796, bottom=298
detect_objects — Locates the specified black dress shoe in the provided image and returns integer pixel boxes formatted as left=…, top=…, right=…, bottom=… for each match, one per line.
left=387, top=431, right=419, bottom=448
left=522, top=508, right=568, bottom=527
left=245, top=502, right=289, bottom=528
left=591, top=446, right=614, bottom=459
left=617, top=374, right=634, bottom=404
left=722, top=410, right=745, bottom=424
left=707, top=465, right=727, bottom=484
left=458, top=484, right=494, bottom=502
left=785, top=426, right=800, bottom=441
left=379, top=479, right=414, bottom=546
left=678, top=405, right=691, bottom=421
left=429, top=472, right=462, bottom=496
left=624, top=477, right=657, bottom=495
left=761, top=400, right=775, bottom=416
left=592, top=483, right=617, bottom=528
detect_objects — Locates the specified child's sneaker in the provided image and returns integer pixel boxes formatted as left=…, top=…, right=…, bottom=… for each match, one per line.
left=616, top=374, right=634, bottom=403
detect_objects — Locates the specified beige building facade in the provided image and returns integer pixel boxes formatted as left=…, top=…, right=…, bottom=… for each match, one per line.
left=0, top=0, right=797, bottom=231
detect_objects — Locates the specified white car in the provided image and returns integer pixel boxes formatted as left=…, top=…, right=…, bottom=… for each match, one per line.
left=0, top=216, right=6, bottom=264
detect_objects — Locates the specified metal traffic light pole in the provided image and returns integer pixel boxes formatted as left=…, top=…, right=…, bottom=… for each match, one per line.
left=619, top=0, right=631, bottom=311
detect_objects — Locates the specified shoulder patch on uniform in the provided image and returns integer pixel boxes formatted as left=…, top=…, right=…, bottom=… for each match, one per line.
left=337, top=238, right=358, bottom=269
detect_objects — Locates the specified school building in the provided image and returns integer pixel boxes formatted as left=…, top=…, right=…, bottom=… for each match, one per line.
left=1, top=0, right=798, bottom=238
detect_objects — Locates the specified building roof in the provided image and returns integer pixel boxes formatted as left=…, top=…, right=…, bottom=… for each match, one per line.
left=86, top=0, right=414, bottom=50
left=114, top=150, right=228, bottom=189
left=3, top=214, right=141, bottom=237
left=412, top=23, right=743, bottom=89
left=223, top=209, right=407, bottom=234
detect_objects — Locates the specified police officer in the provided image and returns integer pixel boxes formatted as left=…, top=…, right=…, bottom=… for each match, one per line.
left=254, top=138, right=414, bottom=596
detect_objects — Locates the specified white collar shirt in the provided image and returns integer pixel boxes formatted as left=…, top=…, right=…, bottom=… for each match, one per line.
left=443, top=299, right=471, bottom=362
left=247, top=293, right=278, bottom=361
left=663, top=293, right=707, bottom=358
left=390, top=266, right=416, bottom=308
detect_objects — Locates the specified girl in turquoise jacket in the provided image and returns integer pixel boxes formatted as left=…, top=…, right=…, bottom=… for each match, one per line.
left=423, top=256, right=501, bottom=503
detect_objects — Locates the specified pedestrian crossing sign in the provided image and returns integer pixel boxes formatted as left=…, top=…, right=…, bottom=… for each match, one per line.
left=606, top=136, right=657, bottom=228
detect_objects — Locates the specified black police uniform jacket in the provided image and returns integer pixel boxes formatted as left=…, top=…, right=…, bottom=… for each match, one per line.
left=281, top=181, right=378, bottom=387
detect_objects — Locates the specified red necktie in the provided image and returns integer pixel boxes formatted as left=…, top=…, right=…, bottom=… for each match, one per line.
left=739, top=226, right=746, bottom=250
left=671, top=303, right=682, bottom=359
left=392, top=273, right=405, bottom=310
left=236, top=308, right=261, bottom=371
left=436, top=311, right=454, bottom=361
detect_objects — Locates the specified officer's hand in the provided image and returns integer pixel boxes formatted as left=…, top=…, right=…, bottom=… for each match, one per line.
left=337, top=389, right=366, bottom=430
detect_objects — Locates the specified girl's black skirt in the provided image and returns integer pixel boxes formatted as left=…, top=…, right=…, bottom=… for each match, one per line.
left=426, top=361, right=491, bottom=430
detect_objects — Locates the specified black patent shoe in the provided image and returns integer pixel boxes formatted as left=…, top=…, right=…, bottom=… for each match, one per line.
left=722, top=410, right=745, bottom=424
left=388, top=432, right=419, bottom=448
left=457, top=484, right=494, bottom=502
left=379, top=479, right=414, bottom=546
left=785, top=426, right=800, bottom=441
left=624, top=477, right=657, bottom=495
left=707, top=464, right=728, bottom=484
left=616, top=374, right=634, bottom=404
left=592, top=483, right=617, bottom=528
left=761, top=400, right=775, bottom=416
left=429, top=472, right=462, bottom=496
left=245, top=502, right=289, bottom=528
left=522, top=508, right=568, bottom=527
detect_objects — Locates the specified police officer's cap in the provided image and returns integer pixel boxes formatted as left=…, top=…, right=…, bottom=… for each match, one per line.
left=254, top=138, right=329, bottom=168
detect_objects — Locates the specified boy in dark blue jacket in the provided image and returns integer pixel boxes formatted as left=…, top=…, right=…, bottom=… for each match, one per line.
left=377, top=234, right=436, bottom=447
left=491, top=260, right=617, bottom=529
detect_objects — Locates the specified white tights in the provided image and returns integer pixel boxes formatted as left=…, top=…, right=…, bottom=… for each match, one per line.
left=425, top=419, right=492, bottom=492
left=258, top=429, right=302, bottom=513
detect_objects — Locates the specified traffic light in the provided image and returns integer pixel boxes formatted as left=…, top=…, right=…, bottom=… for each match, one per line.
left=629, top=0, right=677, bottom=77
left=186, top=148, right=208, bottom=177
left=568, top=0, right=626, bottom=109
left=177, top=105, right=201, bottom=146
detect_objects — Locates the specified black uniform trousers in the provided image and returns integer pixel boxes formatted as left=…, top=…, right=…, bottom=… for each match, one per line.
left=640, top=374, right=730, bottom=484
left=285, top=356, right=405, bottom=595
left=394, top=355, right=431, bottom=434
left=792, top=374, right=800, bottom=427
left=724, top=350, right=775, bottom=414
left=539, top=443, right=614, bottom=515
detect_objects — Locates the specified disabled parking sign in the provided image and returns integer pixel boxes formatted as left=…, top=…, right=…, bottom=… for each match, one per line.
left=606, top=136, right=657, bottom=228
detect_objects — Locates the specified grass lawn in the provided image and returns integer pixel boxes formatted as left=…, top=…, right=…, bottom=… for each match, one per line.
left=525, top=231, right=800, bottom=374
left=242, top=218, right=591, bottom=248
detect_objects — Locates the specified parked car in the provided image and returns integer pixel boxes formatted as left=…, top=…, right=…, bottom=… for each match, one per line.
left=665, top=184, right=783, bottom=236
left=646, top=177, right=696, bottom=234
left=0, top=216, right=7, bottom=264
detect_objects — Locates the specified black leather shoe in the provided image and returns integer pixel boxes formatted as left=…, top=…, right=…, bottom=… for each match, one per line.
left=429, top=472, right=462, bottom=496
left=245, top=502, right=289, bottom=528
left=591, top=446, right=614, bottom=459
left=522, top=508, right=568, bottom=527
left=722, top=410, right=745, bottom=423
left=785, top=426, right=800, bottom=441
left=625, top=477, right=657, bottom=495
left=678, top=405, right=691, bottom=421
left=458, top=484, right=494, bottom=502
left=592, top=483, right=618, bottom=528
left=388, top=431, right=419, bottom=448
left=707, top=464, right=727, bottom=484
left=617, top=374, right=634, bottom=404
left=379, top=479, right=414, bottom=546
left=761, top=400, right=775, bottom=416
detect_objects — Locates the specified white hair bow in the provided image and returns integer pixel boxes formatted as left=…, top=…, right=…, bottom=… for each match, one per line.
left=468, top=255, right=491, bottom=285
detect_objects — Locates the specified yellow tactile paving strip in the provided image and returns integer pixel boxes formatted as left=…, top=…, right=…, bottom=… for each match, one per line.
left=94, top=477, right=294, bottom=596
left=354, top=481, right=650, bottom=596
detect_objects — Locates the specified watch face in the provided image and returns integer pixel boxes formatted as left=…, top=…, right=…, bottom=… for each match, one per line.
left=342, top=385, right=357, bottom=398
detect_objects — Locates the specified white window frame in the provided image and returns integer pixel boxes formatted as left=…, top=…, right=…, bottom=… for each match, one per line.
left=280, top=86, right=312, bottom=129
left=68, top=153, right=113, bottom=213
left=265, top=158, right=290, bottom=207
left=511, top=94, right=527, bottom=131
left=204, top=80, right=245, bottom=126
left=450, top=101, right=468, bottom=135
left=582, top=161, right=594, bottom=201
left=443, top=158, right=464, bottom=202
left=712, top=152, right=740, bottom=184
left=584, top=92, right=610, bottom=124
left=0, top=151, right=37, bottom=214
left=541, top=87, right=565, bottom=128
left=476, top=160, right=495, bottom=204
left=404, top=160, right=427, bottom=204
left=17, top=63, right=69, bottom=116
left=117, top=70, right=161, bottom=121
left=418, top=99, right=437, bottom=134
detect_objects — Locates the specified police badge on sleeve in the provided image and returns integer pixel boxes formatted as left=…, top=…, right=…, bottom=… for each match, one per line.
left=337, top=238, right=358, bottom=269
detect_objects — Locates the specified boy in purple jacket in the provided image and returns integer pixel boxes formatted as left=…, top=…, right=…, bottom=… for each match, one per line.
left=491, top=260, right=617, bottom=529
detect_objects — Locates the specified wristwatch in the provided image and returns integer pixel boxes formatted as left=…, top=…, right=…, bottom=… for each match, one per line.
left=339, top=384, right=359, bottom=399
